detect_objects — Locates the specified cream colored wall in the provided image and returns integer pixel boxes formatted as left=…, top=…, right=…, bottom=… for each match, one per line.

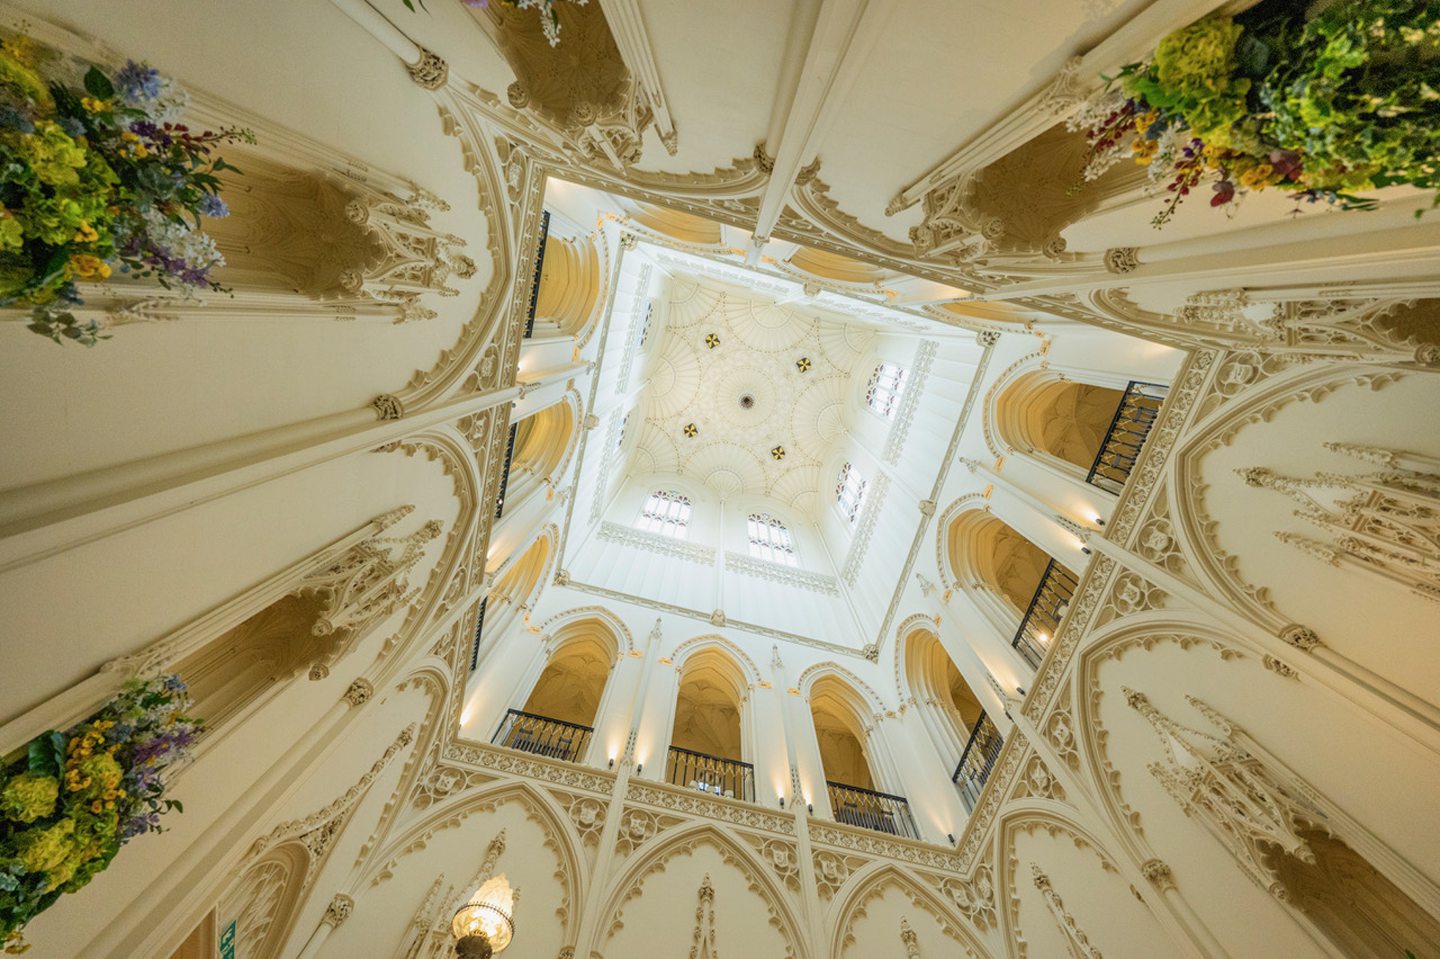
left=2, top=1, right=1438, bottom=957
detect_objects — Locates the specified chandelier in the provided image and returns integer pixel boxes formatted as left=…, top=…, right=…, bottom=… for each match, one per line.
left=451, top=874, right=515, bottom=958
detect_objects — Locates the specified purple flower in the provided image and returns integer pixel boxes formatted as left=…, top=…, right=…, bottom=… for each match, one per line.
left=197, top=193, right=229, bottom=218
left=115, top=60, right=163, bottom=104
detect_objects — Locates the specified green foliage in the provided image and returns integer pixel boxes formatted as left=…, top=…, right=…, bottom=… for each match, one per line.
left=1, top=676, right=200, bottom=953
left=1076, top=0, right=1440, bottom=225
left=0, top=32, right=251, bottom=346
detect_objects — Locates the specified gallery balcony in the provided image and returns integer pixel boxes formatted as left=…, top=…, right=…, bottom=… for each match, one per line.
left=1085, top=380, right=1169, bottom=495
left=826, top=780, right=920, bottom=840
left=665, top=745, right=756, bottom=803
left=492, top=708, right=593, bottom=765
left=1012, top=558, right=1078, bottom=670
left=952, top=712, right=1005, bottom=813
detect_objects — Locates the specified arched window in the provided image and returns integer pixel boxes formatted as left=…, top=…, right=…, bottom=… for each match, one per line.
left=639, top=490, right=691, bottom=538
left=617, top=412, right=630, bottom=450
left=746, top=513, right=797, bottom=566
left=836, top=463, right=867, bottom=523
left=865, top=362, right=908, bottom=419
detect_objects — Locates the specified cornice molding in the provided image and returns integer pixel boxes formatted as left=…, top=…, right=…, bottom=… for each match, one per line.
left=724, top=552, right=840, bottom=595
left=598, top=521, right=717, bottom=564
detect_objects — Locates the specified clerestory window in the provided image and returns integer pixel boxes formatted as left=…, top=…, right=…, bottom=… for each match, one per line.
left=836, top=463, right=867, bottom=524
left=865, top=362, right=909, bottom=420
left=639, top=490, right=691, bottom=539
left=747, top=513, right=797, bottom=566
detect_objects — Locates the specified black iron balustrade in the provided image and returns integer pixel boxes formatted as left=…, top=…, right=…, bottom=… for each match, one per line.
left=494, top=421, right=519, bottom=520
left=492, top=708, right=592, bottom=764
left=523, top=210, right=550, bottom=339
left=826, top=781, right=920, bottom=840
left=1011, top=558, right=1079, bottom=670
left=666, top=746, right=755, bottom=802
left=469, top=597, right=489, bottom=673
left=1086, top=380, right=1169, bottom=495
left=952, top=712, right=1004, bottom=813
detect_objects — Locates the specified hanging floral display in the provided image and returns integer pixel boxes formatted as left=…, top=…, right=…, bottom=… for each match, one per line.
left=1070, top=0, right=1440, bottom=226
left=0, top=676, right=200, bottom=954
left=0, top=33, right=252, bottom=345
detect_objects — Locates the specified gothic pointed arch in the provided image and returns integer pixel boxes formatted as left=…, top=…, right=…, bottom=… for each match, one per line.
left=595, top=821, right=810, bottom=959
left=827, top=861, right=988, bottom=959
left=361, top=777, right=586, bottom=937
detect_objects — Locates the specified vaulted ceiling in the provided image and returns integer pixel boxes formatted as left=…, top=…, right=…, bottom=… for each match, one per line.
left=631, top=272, right=875, bottom=513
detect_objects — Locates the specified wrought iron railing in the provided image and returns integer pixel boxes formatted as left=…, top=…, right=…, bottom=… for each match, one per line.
left=469, top=597, right=488, bottom=673
left=666, top=746, right=755, bottom=802
left=952, top=712, right=1004, bottom=813
left=826, top=781, right=920, bottom=840
left=1011, top=558, right=1078, bottom=669
left=492, top=708, right=592, bottom=764
left=1085, top=380, right=1169, bottom=495
left=523, top=210, right=550, bottom=339
left=494, top=421, right=518, bottom=520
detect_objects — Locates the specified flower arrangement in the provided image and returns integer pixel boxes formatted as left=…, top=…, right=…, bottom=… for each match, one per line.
left=407, top=0, right=588, bottom=47
left=0, top=33, right=252, bottom=345
left=1070, top=0, right=1440, bottom=226
left=0, top=676, right=200, bottom=954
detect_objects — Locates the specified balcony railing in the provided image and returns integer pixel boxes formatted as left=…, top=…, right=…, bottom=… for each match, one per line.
left=826, top=781, right=920, bottom=840
left=469, top=596, right=488, bottom=673
left=523, top=210, right=550, bottom=340
left=492, top=708, right=592, bottom=764
left=952, top=712, right=1004, bottom=813
left=494, top=421, right=519, bottom=520
left=666, top=746, right=755, bottom=802
left=1011, top=558, right=1078, bottom=670
left=1085, top=380, right=1169, bottom=495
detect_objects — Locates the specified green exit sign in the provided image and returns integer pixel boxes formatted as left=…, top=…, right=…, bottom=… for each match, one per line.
left=219, top=919, right=236, bottom=959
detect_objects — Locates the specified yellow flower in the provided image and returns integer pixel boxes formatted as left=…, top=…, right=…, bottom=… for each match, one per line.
left=80, top=96, right=108, bottom=113
left=1238, top=162, right=1275, bottom=189
left=68, top=254, right=111, bottom=280
left=73, top=221, right=99, bottom=243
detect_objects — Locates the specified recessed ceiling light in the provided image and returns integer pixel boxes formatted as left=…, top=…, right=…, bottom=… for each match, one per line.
left=770, top=446, right=785, bottom=461
left=683, top=423, right=698, bottom=437
left=704, top=333, right=720, bottom=349
left=796, top=357, right=812, bottom=373
left=739, top=394, right=755, bottom=409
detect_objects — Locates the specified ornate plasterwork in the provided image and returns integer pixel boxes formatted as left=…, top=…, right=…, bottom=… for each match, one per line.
left=626, top=783, right=795, bottom=836
left=882, top=340, right=939, bottom=465
left=741, top=835, right=801, bottom=892
left=724, top=552, right=839, bottom=594
left=631, top=272, right=873, bottom=503
left=808, top=822, right=962, bottom=873
left=597, top=521, right=717, bottom=564
left=842, top=473, right=890, bottom=586
left=600, top=826, right=803, bottom=959
left=1241, top=443, right=1440, bottom=603
left=443, top=741, right=616, bottom=795
left=1031, top=865, right=1104, bottom=958
left=927, top=864, right=998, bottom=931
left=812, top=847, right=869, bottom=900
left=1124, top=688, right=1324, bottom=899
left=249, top=724, right=416, bottom=869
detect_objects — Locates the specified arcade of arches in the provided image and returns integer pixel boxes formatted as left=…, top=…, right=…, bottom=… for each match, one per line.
left=2, top=3, right=1438, bottom=959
